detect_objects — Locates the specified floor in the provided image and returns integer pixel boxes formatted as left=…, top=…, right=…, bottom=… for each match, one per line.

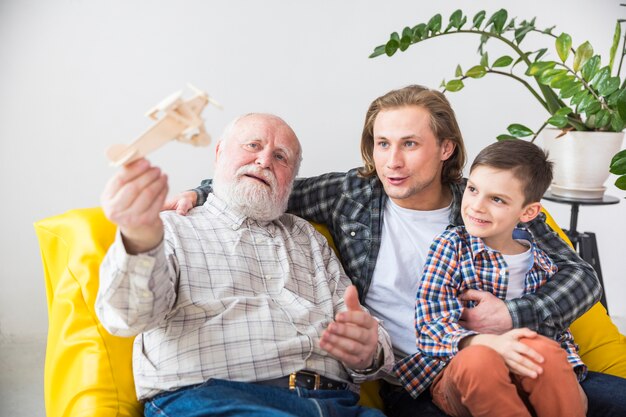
left=0, top=334, right=46, bottom=417
left=1, top=318, right=625, bottom=417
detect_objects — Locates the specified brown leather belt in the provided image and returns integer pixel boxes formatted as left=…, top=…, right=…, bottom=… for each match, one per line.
left=255, top=370, right=348, bottom=391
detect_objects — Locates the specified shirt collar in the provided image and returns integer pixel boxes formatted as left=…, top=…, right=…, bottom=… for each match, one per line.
left=461, top=227, right=556, bottom=274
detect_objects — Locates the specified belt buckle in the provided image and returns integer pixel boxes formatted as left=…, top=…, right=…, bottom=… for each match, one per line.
left=289, top=371, right=321, bottom=390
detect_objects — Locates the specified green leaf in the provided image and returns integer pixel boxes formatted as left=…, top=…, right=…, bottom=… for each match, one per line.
left=538, top=68, right=567, bottom=85
left=466, top=65, right=487, bottom=78
left=571, top=90, right=589, bottom=107
left=610, top=113, right=625, bottom=132
left=590, top=66, right=610, bottom=89
left=445, top=79, right=464, bottom=92
left=578, top=95, right=596, bottom=113
left=597, top=76, right=620, bottom=97
left=556, top=33, right=572, bottom=62
left=596, top=109, right=611, bottom=128
left=514, top=24, right=534, bottom=44
left=399, top=35, right=411, bottom=51
left=581, top=55, right=600, bottom=82
left=480, top=52, right=489, bottom=67
left=446, top=9, right=463, bottom=31
left=496, top=134, right=518, bottom=141
left=412, top=23, right=428, bottom=41
left=586, top=113, right=597, bottom=129
left=617, top=89, right=626, bottom=120
left=402, top=26, right=413, bottom=39
left=369, top=45, right=387, bottom=58
left=385, top=39, right=399, bottom=56
left=472, top=10, right=486, bottom=29
left=555, top=106, right=573, bottom=117
left=486, top=9, right=508, bottom=34
left=535, top=48, right=548, bottom=62
left=543, top=25, right=556, bottom=35
left=610, top=21, right=621, bottom=71
left=585, top=100, right=602, bottom=115
left=507, top=123, right=534, bottom=137
left=428, top=14, right=442, bottom=33
left=547, top=115, right=569, bottom=128
left=550, top=74, right=575, bottom=89
left=559, top=81, right=581, bottom=99
left=615, top=175, right=626, bottom=190
left=611, top=149, right=626, bottom=166
left=391, top=32, right=400, bottom=42
left=610, top=155, right=626, bottom=174
left=455, top=64, right=463, bottom=77
left=492, top=55, right=513, bottom=68
left=527, top=61, right=556, bottom=76
left=573, top=41, right=593, bottom=72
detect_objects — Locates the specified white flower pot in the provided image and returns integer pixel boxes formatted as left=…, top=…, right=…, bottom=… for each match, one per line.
left=540, top=129, right=625, bottom=199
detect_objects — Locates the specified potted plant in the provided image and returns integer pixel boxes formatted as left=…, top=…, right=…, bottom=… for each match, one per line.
left=370, top=8, right=626, bottom=198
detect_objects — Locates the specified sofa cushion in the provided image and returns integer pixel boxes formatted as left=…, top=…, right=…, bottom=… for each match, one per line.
left=35, top=207, right=626, bottom=417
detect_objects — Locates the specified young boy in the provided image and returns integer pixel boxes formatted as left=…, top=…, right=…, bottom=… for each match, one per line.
left=394, top=140, right=587, bottom=417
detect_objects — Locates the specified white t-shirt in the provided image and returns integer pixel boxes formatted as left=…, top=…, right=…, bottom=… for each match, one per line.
left=502, top=241, right=533, bottom=300
left=365, top=198, right=451, bottom=356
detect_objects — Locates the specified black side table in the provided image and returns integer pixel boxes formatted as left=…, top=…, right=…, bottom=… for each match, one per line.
left=542, top=191, right=620, bottom=312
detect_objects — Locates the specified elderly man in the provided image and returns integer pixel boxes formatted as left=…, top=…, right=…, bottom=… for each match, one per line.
left=96, top=113, right=393, bottom=417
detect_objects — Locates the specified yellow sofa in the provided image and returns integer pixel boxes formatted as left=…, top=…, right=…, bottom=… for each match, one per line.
left=34, top=207, right=626, bottom=417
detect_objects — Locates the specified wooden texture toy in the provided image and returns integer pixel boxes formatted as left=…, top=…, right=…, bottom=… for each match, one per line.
left=106, top=84, right=221, bottom=166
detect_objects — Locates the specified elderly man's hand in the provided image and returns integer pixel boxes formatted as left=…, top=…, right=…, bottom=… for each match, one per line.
left=459, top=289, right=513, bottom=334
left=162, top=190, right=197, bottom=215
left=101, top=158, right=168, bottom=254
left=320, top=285, right=380, bottom=371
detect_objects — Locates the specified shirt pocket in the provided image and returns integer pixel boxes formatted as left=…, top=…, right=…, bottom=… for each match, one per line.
left=337, top=216, right=371, bottom=241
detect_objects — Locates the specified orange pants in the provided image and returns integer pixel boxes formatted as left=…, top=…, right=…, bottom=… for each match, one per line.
left=430, top=335, right=586, bottom=417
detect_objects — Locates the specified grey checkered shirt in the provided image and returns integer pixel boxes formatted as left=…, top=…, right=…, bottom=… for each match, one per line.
left=97, top=193, right=394, bottom=401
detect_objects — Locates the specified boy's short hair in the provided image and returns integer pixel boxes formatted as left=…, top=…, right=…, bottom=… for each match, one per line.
left=470, top=139, right=553, bottom=205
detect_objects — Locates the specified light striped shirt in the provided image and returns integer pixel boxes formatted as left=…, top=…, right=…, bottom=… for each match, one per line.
left=97, top=193, right=393, bottom=400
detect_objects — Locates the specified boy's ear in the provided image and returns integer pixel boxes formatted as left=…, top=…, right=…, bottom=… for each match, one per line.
left=520, top=202, right=542, bottom=223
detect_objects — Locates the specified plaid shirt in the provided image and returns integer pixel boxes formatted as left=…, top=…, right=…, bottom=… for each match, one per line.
left=97, top=193, right=393, bottom=400
left=393, top=226, right=587, bottom=398
left=196, top=169, right=600, bottom=342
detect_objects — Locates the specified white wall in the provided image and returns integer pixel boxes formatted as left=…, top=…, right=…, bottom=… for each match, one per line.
left=1, top=0, right=624, bottom=337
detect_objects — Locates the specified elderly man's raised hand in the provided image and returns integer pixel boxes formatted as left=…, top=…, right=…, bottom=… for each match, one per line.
left=320, top=285, right=380, bottom=371
left=101, top=158, right=168, bottom=254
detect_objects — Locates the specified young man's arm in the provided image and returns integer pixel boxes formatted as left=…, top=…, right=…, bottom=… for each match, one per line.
left=166, top=172, right=349, bottom=225
left=508, top=213, right=601, bottom=336
left=461, top=213, right=601, bottom=337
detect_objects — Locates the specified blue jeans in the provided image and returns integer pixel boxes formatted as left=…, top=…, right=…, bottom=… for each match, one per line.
left=380, top=371, right=626, bottom=417
left=144, top=378, right=386, bottom=417
left=582, top=371, right=626, bottom=416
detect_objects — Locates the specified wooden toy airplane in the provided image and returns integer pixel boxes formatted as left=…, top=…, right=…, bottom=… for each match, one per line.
left=106, top=84, right=221, bottom=166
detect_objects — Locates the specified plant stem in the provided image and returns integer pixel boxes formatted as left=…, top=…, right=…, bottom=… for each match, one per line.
left=530, top=121, right=549, bottom=143
left=488, top=69, right=549, bottom=111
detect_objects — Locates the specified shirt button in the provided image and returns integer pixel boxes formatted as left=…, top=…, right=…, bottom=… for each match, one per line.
left=232, top=224, right=238, bottom=230
left=266, top=275, right=272, bottom=280
left=350, top=231, right=356, bottom=237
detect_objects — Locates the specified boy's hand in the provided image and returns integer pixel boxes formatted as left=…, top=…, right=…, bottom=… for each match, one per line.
left=320, top=285, right=379, bottom=371
left=162, top=190, right=197, bottom=215
left=459, top=289, right=512, bottom=334
left=463, top=328, right=544, bottom=378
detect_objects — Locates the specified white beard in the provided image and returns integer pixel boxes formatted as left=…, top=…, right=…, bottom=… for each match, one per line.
left=213, top=164, right=292, bottom=222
